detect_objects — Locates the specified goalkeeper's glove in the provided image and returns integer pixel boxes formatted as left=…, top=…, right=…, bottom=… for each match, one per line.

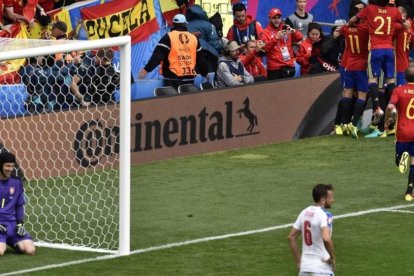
left=0, top=224, right=6, bottom=233
left=16, top=223, right=27, bottom=236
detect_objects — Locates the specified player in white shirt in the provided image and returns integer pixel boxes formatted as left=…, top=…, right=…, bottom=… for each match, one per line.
left=288, top=184, right=335, bottom=275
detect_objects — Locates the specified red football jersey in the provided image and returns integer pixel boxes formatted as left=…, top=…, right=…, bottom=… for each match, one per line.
left=0, top=0, right=3, bottom=24
left=357, top=4, right=404, bottom=49
left=340, top=22, right=369, bottom=70
left=390, top=83, right=414, bottom=142
left=394, top=20, right=413, bottom=72
left=4, top=0, right=24, bottom=16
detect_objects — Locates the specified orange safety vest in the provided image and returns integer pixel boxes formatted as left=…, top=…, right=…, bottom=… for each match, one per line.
left=167, top=30, right=197, bottom=77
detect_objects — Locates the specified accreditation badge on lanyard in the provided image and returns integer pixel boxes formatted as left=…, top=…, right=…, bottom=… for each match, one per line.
left=280, top=46, right=291, bottom=61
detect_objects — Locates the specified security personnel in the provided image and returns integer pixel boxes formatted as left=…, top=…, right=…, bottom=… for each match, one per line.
left=138, top=14, right=208, bottom=89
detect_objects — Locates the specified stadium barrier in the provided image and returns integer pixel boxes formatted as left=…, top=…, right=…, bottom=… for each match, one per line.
left=0, top=72, right=339, bottom=180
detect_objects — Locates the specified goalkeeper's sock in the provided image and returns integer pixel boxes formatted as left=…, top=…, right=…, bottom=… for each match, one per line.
left=406, top=165, right=414, bottom=195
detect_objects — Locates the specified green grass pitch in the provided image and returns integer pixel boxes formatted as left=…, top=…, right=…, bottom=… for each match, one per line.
left=2, top=135, right=414, bottom=275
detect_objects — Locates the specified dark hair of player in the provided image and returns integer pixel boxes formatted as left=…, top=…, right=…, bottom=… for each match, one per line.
left=405, top=67, right=414, bottom=82
left=312, top=184, right=334, bottom=202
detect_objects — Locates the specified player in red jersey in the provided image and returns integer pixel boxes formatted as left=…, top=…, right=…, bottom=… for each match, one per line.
left=338, top=19, right=370, bottom=138
left=386, top=66, right=414, bottom=201
left=348, top=0, right=407, bottom=136
left=394, top=5, right=413, bottom=87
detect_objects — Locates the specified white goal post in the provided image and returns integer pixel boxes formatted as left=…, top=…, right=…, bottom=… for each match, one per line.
left=0, top=36, right=131, bottom=255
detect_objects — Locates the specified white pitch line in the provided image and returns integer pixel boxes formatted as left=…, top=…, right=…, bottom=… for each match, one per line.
left=2, top=203, right=414, bottom=276
left=385, top=209, right=414, bottom=214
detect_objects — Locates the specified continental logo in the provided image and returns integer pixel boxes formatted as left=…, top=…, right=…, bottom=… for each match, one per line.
left=74, top=120, right=120, bottom=168
left=73, top=98, right=260, bottom=167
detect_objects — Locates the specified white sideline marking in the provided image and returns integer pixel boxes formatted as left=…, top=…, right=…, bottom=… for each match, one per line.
left=2, top=203, right=414, bottom=276
left=385, top=209, right=414, bottom=214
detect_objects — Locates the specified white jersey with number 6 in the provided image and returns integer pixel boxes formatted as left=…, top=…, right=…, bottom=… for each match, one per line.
left=293, top=205, right=334, bottom=274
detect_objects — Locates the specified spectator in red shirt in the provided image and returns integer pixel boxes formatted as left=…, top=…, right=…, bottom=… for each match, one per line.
left=4, top=0, right=33, bottom=25
left=38, top=0, right=54, bottom=12
left=0, top=0, right=12, bottom=33
left=295, top=23, right=323, bottom=75
left=260, top=8, right=303, bottom=80
left=239, top=40, right=267, bottom=81
left=385, top=66, right=414, bottom=201
left=226, top=2, right=263, bottom=47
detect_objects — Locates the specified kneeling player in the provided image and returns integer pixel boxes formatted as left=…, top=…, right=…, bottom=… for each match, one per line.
left=0, top=152, right=35, bottom=256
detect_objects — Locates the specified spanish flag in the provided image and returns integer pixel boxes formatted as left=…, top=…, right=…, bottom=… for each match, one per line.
left=0, top=24, right=29, bottom=84
left=25, top=8, right=73, bottom=40
left=80, top=0, right=159, bottom=44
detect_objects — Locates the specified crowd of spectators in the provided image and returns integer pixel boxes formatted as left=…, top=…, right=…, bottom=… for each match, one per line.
left=138, top=0, right=350, bottom=92
left=135, top=0, right=414, bottom=140
left=19, top=20, right=119, bottom=113
left=6, top=0, right=414, bottom=127
left=0, top=0, right=118, bottom=114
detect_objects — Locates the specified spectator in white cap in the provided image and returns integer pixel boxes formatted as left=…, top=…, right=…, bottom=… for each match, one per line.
left=138, top=13, right=208, bottom=89
left=173, top=14, right=187, bottom=24
left=214, top=40, right=254, bottom=88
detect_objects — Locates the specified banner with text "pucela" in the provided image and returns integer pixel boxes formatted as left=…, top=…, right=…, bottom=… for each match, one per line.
left=80, top=0, right=159, bottom=44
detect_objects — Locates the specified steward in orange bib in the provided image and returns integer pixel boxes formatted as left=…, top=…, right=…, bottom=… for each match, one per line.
left=138, top=14, right=208, bottom=89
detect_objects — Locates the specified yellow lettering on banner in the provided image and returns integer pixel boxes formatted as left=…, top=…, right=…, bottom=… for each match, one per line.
left=84, top=0, right=156, bottom=40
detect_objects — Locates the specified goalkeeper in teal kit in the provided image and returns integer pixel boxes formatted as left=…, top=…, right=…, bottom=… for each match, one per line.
left=0, top=152, right=35, bottom=256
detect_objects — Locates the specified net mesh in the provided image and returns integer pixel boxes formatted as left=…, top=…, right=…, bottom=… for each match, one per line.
left=0, top=40, right=122, bottom=252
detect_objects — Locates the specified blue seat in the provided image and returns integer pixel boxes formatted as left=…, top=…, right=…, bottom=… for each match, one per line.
left=178, top=84, right=199, bottom=93
left=133, top=79, right=164, bottom=99
left=0, top=85, right=28, bottom=118
left=113, top=79, right=165, bottom=102
left=194, top=72, right=215, bottom=89
left=294, top=61, right=301, bottom=78
left=154, top=86, right=178, bottom=97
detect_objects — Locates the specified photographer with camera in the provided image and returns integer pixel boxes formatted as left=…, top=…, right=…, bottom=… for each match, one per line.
left=239, top=39, right=267, bottom=81
left=260, top=8, right=303, bottom=80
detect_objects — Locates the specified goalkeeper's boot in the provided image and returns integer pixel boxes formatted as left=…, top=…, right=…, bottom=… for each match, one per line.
left=334, top=124, right=343, bottom=136
left=347, top=123, right=358, bottom=139
left=399, top=152, right=410, bottom=174
left=372, top=107, right=384, bottom=125
left=405, top=193, right=413, bottom=202
left=359, top=124, right=377, bottom=135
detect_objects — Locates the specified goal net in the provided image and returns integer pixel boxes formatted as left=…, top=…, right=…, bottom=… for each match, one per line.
left=0, top=36, right=131, bottom=255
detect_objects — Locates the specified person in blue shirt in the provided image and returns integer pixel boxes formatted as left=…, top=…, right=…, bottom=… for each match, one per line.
left=0, top=152, right=35, bottom=256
